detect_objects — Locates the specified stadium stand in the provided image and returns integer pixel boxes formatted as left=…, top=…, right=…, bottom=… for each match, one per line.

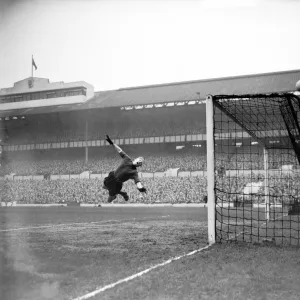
left=1, top=70, right=300, bottom=205
left=3, top=105, right=205, bottom=144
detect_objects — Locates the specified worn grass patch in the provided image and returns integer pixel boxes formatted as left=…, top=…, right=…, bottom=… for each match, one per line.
left=0, top=219, right=207, bottom=300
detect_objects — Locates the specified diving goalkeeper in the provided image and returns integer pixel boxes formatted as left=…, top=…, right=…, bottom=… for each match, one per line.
left=103, top=135, right=147, bottom=203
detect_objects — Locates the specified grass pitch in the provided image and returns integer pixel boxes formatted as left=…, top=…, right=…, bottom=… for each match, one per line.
left=1, top=206, right=300, bottom=300
left=0, top=207, right=207, bottom=300
left=104, top=242, right=300, bottom=300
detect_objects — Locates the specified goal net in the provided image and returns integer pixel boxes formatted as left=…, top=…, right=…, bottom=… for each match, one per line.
left=206, top=93, right=300, bottom=246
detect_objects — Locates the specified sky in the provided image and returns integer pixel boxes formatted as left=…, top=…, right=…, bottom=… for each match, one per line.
left=0, top=0, right=300, bottom=92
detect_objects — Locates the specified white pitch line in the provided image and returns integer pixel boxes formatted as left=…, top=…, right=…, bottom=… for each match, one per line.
left=72, top=244, right=211, bottom=300
left=0, top=221, right=111, bottom=232
left=0, top=215, right=170, bottom=232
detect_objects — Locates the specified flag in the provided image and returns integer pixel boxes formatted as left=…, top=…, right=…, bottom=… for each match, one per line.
left=32, top=57, right=37, bottom=70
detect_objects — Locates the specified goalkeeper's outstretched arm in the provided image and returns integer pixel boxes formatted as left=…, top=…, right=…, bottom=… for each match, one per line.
left=106, top=134, right=130, bottom=159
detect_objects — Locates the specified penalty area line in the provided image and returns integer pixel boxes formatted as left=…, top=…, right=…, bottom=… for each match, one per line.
left=0, top=215, right=170, bottom=232
left=72, top=244, right=211, bottom=300
left=0, top=221, right=111, bottom=232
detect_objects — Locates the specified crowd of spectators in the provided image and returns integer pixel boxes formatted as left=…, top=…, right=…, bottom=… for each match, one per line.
left=4, top=152, right=208, bottom=175
left=2, top=172, right=300, bottom=205
left=1, top=176, right=206, bottom=204
left=215, top=150, right=299, bottom=171
left=4, top=149, right=298, bottom=176
left=216, top=172, right=300, bottom=204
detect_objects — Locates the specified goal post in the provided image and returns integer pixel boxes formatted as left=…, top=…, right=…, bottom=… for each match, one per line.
left=206, top=93, right=300, bottom=246
left=206, top=95, right=216, bottom=245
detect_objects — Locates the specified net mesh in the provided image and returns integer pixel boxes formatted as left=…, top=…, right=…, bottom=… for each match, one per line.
left=212, top=93, right=300, bottom=246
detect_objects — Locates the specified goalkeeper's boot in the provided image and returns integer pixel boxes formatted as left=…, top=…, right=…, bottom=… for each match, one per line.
left=107, top=195, right=116, bottom=203
left=119, top=191, right=129, bottom=201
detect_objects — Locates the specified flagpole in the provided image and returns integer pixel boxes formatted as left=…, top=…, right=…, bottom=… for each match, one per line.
left=31, top=55, right=33, bottom=78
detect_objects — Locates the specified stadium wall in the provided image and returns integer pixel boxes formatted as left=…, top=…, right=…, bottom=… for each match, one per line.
left=0, top=202, right=206, bottom=207
left=3, top=170, right=206, bottom=181
left=3, top=169, right=297, bottom=181
left=2, top=168, right=298, bottom=182
left=0, top=201, right=67, bottom=207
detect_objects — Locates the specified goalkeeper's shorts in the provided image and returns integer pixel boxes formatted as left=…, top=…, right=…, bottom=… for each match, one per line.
left=103, top=171, right=123, bottom=196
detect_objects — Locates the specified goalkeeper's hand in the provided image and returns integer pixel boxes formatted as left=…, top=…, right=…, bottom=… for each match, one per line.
left=105, top=135, right=113, bottom=145
left=138, top=187, right=147, bottom=193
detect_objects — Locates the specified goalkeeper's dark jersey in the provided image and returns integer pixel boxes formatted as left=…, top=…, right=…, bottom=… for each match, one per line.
left=114, top=152, right=140, bottom=184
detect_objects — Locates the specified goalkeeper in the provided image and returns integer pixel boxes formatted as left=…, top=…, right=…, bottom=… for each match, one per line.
left=103, top=135, right=147, bottom=203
